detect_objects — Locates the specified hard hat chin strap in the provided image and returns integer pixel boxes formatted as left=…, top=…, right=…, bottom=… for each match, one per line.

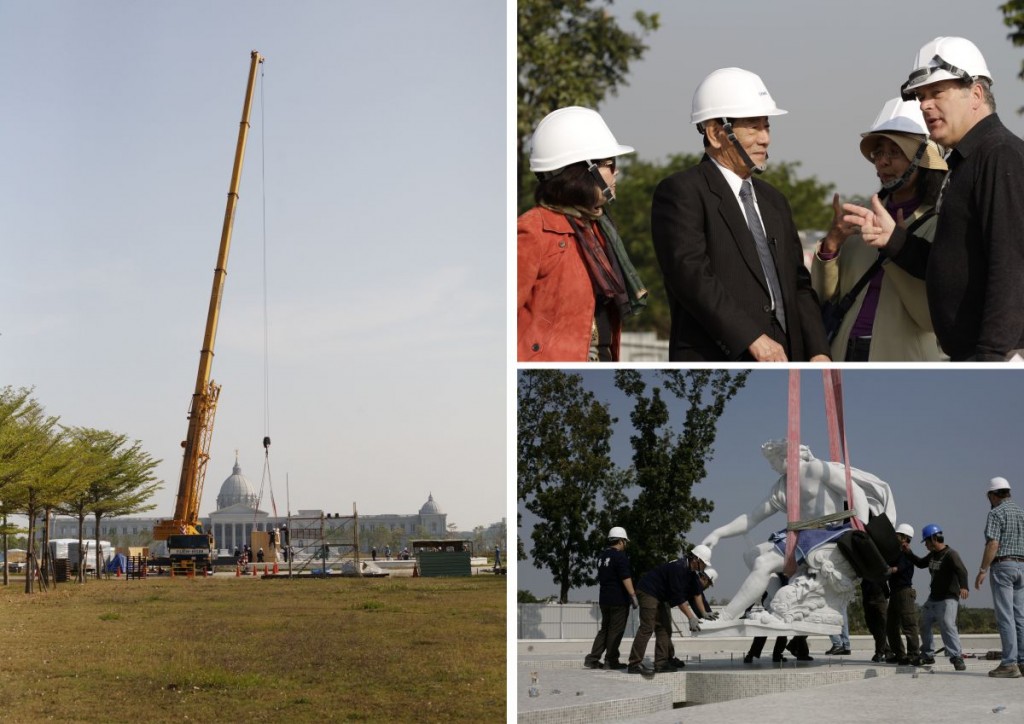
left=721, top=119, right=766, bottom=174
left=879, top=140, right=927, bottom=199
left=586, top=160, right=615, bottom=202
left=901, top=54, right=975, bottom=100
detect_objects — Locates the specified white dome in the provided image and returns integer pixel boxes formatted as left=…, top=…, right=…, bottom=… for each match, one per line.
left=419, top=493, right=442, bottom=515
left=216, top=455, right=257, bottom=510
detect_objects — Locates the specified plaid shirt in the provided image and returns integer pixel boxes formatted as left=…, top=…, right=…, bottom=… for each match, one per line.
left=985, top=499, right=1024, bottom=559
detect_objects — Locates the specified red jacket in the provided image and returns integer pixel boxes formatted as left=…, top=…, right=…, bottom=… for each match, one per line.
left=517, top=206, right=620, bottom=361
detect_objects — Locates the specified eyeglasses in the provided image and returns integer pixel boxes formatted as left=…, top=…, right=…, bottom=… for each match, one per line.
left=593, top=158, right=617, bottom=172
left=869, top=148, right=905, bottom=163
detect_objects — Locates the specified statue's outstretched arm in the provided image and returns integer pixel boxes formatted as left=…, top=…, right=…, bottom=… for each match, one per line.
left=702, top=497, right=776, bottom=548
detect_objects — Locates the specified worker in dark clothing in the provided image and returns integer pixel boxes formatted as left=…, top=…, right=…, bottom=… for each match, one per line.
left=584, top=527, right=637, bottom=670
left=886, top=523, right=921, bottom=664
left=907, top=523, right=969, bottom=670
left=627, top=545, right=709, bottom=674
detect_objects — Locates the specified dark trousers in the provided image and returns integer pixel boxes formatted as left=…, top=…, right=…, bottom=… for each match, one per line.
left=886, top=587, right=920, bottom=658
left=863, top=593, right=889, bottom=654
left=585, top=604, right=629, bottom=666
left=748, top=635, right=788, bottom=659
left=628, top=590, right=673, bottom=668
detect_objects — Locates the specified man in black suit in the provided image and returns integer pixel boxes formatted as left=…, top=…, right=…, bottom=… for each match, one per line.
left=652, top=67, right=831, bottom=362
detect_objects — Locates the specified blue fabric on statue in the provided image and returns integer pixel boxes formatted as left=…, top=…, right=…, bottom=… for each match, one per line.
left=769, top=523, right=850, bottom=565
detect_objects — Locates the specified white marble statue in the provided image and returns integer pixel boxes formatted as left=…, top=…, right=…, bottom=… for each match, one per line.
left=700, top=440, right=896, bottom=626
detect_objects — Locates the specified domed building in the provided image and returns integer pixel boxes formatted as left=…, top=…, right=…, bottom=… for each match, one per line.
left=49, top=457, right=448, bottom=557
left=207, top=454, right=271, bottom=552
left=216, top=456, right=259, bottom=510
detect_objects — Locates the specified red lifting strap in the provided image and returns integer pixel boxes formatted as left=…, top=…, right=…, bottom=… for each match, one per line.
left=823, top=370, right=864, bottom=532
left=784, top=371, right=863, bottom=576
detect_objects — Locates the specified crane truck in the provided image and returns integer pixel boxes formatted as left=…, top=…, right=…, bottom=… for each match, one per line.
left=152, top=51, right=264, bottom=575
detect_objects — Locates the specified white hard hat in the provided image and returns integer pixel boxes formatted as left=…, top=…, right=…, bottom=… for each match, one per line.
left=690, top=544, right=712, bottom=566
left=858, top=97, right=947, bottom=170
left=691, top=67, right=787, bottom=126
left=988, top=476, right=1012, bottom=493
left=895, top=523, right=914, bottom=539
left=901, top=36, right=992, bottom=100
left=529, top=106, right=634, bottom=174
left=867, top=97, right=928, bottom=135
left=702, top=567, right=718, bottom=584
left=608, top=526, right=629, bottom=541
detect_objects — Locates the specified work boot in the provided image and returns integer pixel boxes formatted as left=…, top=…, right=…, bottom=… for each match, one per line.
left=653, top=662, right=679, bottom=673
left=668, top=657, right=686, bottom=668
left=951, top=656, right=966, bottom=671
left=1019, top=663, right=1024, bottom=676
left=771, top=654, right=788, bottom=663
left=914, top=654, right=935, bottom=666
left=824, top=644, right=843, bottom=655
left=743, top=652, right=756, bottom=664
left=871, top=653, right=885, bottom=663
left=989, top=663, right=1023, bottom=678
left=583, top=658, right=602, bottom=670
left=604, top=661, right=627, bottom=670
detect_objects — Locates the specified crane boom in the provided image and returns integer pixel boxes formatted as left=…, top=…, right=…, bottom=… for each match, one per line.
left=153, top=50, right=264, bottom=554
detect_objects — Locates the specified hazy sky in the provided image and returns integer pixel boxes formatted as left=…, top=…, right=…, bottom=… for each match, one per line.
left=1, top=2, right=506, bottom=532
left=596, top=0, right=1024, bottom=198
left=518, top=369, right=1024, bottom=610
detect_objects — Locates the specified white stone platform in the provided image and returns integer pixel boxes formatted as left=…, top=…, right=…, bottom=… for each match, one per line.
left=518, top=635, right=1008, bottom=723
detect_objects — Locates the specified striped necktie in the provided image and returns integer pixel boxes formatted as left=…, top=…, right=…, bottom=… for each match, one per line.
left=740, top=180, right=787, bottom=332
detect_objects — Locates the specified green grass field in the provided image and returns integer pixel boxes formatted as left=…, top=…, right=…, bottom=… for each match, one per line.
left=0, top=574, right=505, bottom=722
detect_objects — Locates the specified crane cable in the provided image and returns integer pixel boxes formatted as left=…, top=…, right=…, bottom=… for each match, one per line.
left=254, top=60, right=278, bottom=520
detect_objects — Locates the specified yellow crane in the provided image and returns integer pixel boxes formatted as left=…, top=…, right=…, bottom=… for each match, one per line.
left=152, top=50, right=264, bottom=573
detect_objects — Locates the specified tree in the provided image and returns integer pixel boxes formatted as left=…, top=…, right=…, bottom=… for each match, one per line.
left=611, top=154, right=837, bottom=338
left=82, top=433, right=161, bottom=577
left=517, top=0, right=659, bottom=204
left=1002, top=0, right=1024, bottom=114
left=518, top=370, right=627, bottom=603
left=1, top=398, right=65, bottom=593
left=613, top=369, right=749, bottom=577
left=58, top=428, right=131, bottom=582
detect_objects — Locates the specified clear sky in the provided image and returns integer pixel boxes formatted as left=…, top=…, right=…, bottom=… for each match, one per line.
left=1, top=2, right=506, bottom=532
left=596, top=0, right=1024, bottom=198
left=518, top=369, right=1024, bottom=610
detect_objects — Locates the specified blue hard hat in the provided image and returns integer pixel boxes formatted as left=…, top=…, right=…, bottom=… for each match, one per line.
left=921, top=523, right=942, bottom=541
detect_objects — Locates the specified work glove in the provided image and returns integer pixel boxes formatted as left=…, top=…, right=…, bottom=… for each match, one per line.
left=688, top=616, right=701, bottom=633
left=630, top=594, right=639, bottom=609
left=704, top=610, right=718, bottom=621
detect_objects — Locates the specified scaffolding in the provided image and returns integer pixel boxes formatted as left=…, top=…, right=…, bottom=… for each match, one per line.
left=281, top=503, right=361, bottom=577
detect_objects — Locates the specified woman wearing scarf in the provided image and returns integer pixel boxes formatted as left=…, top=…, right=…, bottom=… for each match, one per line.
left=812, top=98, right=948, bottom=361
left=517, top=107, right=646, bottom=362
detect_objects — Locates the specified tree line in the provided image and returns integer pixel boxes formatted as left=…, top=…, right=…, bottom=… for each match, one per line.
left=517, top=369, right=748, bottom=603
left=0, top=386, right=161, bottom=592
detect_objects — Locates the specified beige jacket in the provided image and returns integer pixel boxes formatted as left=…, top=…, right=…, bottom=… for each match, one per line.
left=811, top=208, right=946, bottom=361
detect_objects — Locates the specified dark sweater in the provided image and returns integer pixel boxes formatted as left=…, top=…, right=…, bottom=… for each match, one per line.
left=908, top=545, right=968, bottom=601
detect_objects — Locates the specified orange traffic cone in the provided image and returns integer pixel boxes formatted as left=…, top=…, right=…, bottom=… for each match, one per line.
left=235, top=564, right=241, bottom=577
left=116, top=568, right=121, bottom=578
left=413, top=563, right=419, bottom=577
left=170, top=565, right=175, bottom=578
left=252, top=565, right=257, bottom=577
left=263, top=564, right=268, bottom=575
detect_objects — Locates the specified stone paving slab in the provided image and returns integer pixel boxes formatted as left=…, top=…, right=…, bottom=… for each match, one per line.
left=518, top=635, right=1010, bottom=723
